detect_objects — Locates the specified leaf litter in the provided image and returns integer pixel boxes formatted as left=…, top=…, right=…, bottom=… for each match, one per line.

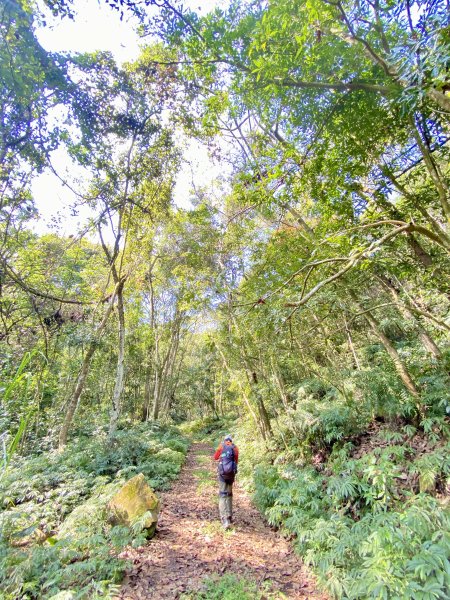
left=115, top=443, right=326, bottom=599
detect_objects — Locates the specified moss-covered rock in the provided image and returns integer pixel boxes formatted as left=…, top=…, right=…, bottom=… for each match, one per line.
left=107, top=473, right=160, bottom=538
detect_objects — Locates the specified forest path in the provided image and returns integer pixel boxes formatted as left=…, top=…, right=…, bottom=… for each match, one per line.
left=116, top=442, right=326, bottom=599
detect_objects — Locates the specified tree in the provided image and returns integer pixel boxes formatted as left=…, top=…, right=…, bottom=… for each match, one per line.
left=57, top=46, right=180, bottom=443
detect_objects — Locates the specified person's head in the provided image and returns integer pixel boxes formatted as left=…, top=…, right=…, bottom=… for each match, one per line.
left=224, top=434, right=233, bottom=445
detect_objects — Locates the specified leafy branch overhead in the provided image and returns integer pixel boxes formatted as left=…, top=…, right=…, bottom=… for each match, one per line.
left=0, top=1, right=449, bottom=599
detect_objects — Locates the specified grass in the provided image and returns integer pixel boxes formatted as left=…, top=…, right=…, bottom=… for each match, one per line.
left=181, top=574, right=284, bottom=600
left=196, top=454, right=212, bottom=465
left=199, top=519, right=235, bottom=538
left=193, top=466, right=216, bottom=495
left=192, top=447, right=218, bottom=497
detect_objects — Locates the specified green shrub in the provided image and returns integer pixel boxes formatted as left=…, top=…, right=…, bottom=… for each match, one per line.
left=180, top=416, right=237, bottom=444
left=238, top=413, right=450, bottom=599
left=0, top=423, right=188, bottom=599
left=182, top=574, right=276, bottom=600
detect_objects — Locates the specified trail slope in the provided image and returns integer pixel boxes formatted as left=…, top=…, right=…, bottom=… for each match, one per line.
left=117, top=442, right=326, bottom=599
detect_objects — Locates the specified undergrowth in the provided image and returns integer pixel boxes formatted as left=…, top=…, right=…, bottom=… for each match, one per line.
left=181, top=573, right=280, bottom=600
left=237, top=406, right=450, bottom=600
left=202, top=368, right=450, bottom=600
left=0, top=422, right=188, bottom=599
left=179, top=415, right=237, bottom=444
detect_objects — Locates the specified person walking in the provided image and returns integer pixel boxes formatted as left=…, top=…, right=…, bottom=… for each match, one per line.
left=214, top=434, right=239, bottom=529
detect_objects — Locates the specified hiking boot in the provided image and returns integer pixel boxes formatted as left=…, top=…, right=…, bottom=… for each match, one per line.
left=223, top=518, right=231, bottom=530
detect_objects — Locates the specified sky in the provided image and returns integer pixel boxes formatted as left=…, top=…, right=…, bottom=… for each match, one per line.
left=32, top=0, right=229, bottom=236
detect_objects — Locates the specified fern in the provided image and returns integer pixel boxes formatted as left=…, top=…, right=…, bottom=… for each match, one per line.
left=411, top=447, right=450, bottom=493
left=0, top=423, right=188, bottom=599
left=327, top=475, right=357, bottom=502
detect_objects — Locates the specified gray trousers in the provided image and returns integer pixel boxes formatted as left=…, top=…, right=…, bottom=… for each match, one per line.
left=218, top=478, right=233, bottom=520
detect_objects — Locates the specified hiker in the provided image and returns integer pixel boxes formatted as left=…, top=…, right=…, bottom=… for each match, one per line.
left=214, top=434, right=239, bottom=529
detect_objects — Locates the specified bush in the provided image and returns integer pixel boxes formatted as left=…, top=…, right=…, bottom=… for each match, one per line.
left=238, top=415, right=450, bottom=599
left=182, top=574, right=276, bottom=600
left=179, top=416, right=237, bottom=442
left=0, top=423, right=188, bottom=599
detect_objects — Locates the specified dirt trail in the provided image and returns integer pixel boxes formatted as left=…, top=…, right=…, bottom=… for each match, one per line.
left=116, top=443, right=326, bottom=599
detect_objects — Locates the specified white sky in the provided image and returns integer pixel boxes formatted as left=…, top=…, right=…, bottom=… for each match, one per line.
left=32, top=0, right=229, bottom=236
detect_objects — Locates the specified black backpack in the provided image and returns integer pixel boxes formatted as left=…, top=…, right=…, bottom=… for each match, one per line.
left=218, top=443, right=237, bottom=483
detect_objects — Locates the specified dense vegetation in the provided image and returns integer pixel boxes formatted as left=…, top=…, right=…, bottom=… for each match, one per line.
left=0, top=422, right=188, bottom=598
left=1, top=0, right=449, bottom=598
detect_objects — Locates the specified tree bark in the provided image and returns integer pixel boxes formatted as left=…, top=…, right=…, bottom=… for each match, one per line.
left=410, top=118, right=450, bottom=223
left=270, top=358, right=291, bottom=411
left=59, top=287, right=119, bottom=448
left=142, top=361, right=153, bottom=421
left=427, top=88, right=450, bottom=116
left=363, top=309, right=420, bottom=397
left=157, top=326, right=180, bottom=418
left=108, top=283, right=126, bottom=437
left=152, top=316, right=181, bottom=420
left=344, top=315, right=361, bottom=370
left=249, top=370, right=272, bottom=441
left=349, top=291, right=420, bottom=400
left=98, top=208, right=129, bottom=438
left=152, top=367, right=162, bottom=421
left=377, top=276, right=441, bottom=360
left=216, top=343, right=262, bottom=435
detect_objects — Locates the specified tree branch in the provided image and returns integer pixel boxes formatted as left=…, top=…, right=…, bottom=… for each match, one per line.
left=2, top=261, right=100, bottom=305
left=284, top=223, right=413, bottom=308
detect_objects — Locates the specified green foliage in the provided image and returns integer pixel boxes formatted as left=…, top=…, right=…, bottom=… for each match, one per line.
left=292, top=395, right=366, bottom=449
left=180, top=415, right=237, bottom=444
left=244, top=428, right=450, bottom=599
left=411, top=446, right=450, bottom=493
left=0, top=423, right=188, bottom=599
left=0, top=532, right=126, bottom=600
left=2, top=2, right=450, bottom=599
left=182, top=574, right=277, bottom=600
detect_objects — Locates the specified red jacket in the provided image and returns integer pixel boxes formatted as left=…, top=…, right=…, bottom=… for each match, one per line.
left=214, top=441, right=239, bottom=462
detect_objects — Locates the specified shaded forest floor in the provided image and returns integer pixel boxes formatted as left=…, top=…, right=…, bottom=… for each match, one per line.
left=116, top=443, right=326, bottom=599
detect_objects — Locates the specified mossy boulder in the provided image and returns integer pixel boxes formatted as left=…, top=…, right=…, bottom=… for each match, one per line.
left=107, top=473, right=160, bottom=538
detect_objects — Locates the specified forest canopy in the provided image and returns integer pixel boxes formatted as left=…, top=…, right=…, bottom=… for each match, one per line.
left=0, top=1, right=449, bottom=598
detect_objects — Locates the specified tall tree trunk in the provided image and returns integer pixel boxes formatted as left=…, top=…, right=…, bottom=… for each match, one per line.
left=410, top=117, right=450, bottom=223
left=162, top=337, right=189, bottom=417
left=349, top=291, right=420, bottom=401
left=152, top=367, right=162, bottom=421
left=406, top=235, right=434, bottom=268
left=109, top=284, right=126, bottom=437
left=142, top=362, right=153, bottom=421
left=270, top=358, right=291, bottom=411
left=377, top=276, right=442, bottom=360
left=59, top=288, right=118, bottom=449
left=311, top=314, right=337, bottom=368
left=216, top=343, right=262, bottom=435
left=152, top=317, right=181, bottom=420
left=363, top=310, right=420, bottom=397
left=344, top=315, right=361, bottom=370
left=97, top=206, right=130, bottom=437
left=158, top=329, right=179, bottom=418
left=163, top=346, right=186, bottom=417
left=217, top=376, right=222, bottom=416
left=228, top=311, right=273, bottom=440
left=249, top=370, right=272, bottom=441
left=270, top=358, right=301, bottom=434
